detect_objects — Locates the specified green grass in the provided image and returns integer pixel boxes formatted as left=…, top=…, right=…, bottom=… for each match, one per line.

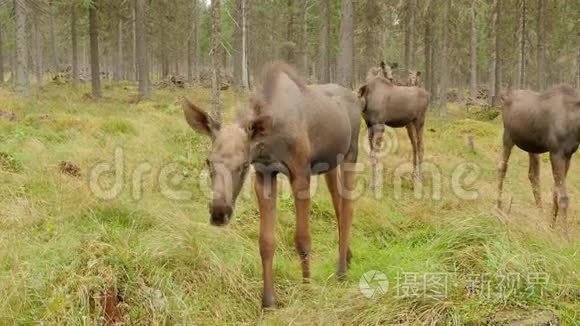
left=0, top=83, right=578, bottom=324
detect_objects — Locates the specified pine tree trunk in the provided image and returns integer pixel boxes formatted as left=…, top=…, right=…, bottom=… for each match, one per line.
left=536, top=0, right=544, bottom=90
left=493, top=0, right=501, bottom=106
left=424, top=1, right=432, bottom=95
left=33, top=17, right=43, bottom=87
left=49, top=1, right=59, bottom=73
left=241, top=0, right=249, bottom=89
left=15, top=0, right=29, bottom=96
left=318, top=0, right=330, bottom=83
left=89, top=2, right=101, bottom=98
left=439, top=0, right=450, bottom=118
left=131, top=3, right=137, bottom=82
left=469, top=0, right=477, bottom=98
left=71, top=4, right=79, bottom=87
left=517, top=0, right=527, bottom=89
left=194, top=0, right=201, bottom=81
left=336, top=0, right=353, bottom=88
left=299, top=0, right=308, bottom=75
left=114, top=17, right=123, bottom=83
left=285, top=0, right=296, bottom=65
left=233, top=0, right=243, bottom=87
left=576, top=46, right=580, bottom=90
left=211, top=0, right=222, bottom=122
left=160, top=1, right=169, bottom=79
left=0, top=22, right=4, bottom=85
left=404, top=0, right=416, bottom=72
left=136, top=0, right=149, bottom=99
left=187, top=0, right=195, bottom=82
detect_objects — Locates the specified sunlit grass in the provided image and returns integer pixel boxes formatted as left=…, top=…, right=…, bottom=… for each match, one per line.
left=0, top=83, right=578, bottom=324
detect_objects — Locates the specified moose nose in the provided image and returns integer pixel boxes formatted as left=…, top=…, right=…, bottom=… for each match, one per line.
left=209, top=202, right=233, bottom=226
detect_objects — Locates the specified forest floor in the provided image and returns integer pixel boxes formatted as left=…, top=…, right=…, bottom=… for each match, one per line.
left=0, top=83, right=578, bottom=324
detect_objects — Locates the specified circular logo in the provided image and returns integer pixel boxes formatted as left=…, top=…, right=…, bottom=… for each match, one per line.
left=359, top=270, right=389, bottom=299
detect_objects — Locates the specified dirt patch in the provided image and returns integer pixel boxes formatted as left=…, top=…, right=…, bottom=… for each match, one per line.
left=0, top=110, right=17, bottom=122
left=59, top=161, right=81, bottom=177
left=100, top=287, right=123, bottom=325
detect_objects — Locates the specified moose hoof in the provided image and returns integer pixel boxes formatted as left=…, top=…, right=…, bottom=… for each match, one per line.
left=336, top=268, right=347, bottom=281
left=262, top=294, right=276, bottom=308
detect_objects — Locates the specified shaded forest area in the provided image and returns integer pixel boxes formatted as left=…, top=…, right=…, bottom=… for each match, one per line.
left=0, top=0, right=579, bottom=107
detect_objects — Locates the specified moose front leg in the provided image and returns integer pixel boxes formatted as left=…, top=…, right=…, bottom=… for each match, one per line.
left=528, top=153, right=542, bottom=209
left=291, top=174, right=312, bottom=281
left=255, top=172, right=278, bottom=307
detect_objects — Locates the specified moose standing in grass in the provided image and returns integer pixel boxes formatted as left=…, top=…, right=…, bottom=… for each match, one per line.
left=497, top=85, right=580, bottom=239
left=358, top=62, right=430, bottom=189
left=181, top=62, right=361, bottom=307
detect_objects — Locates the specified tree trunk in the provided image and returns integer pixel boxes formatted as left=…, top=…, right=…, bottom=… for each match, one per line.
left=299, top=0, right=308, bottom=75
left=241, top=0, right=249, bottom=89
left=136, top=0, right=149, bottom=99
left=576, top=46, right=580, bottom=90
left=318, top=0, right=330, bottom=83
left=194, top=0, right=201, bottom=81
left=89, top=2, right=101, bottom=98
left=424, top=1, right=432, bottom=96
left=404, top=0, right=416, bottom=72
left=71, top=4, right=79, bottom=87
left=160, top=1, right=169, bottom=79
left=33, top=17, right=43, bottom=87
left=188, top=0, right=195, bottom=82
left=131, top=3, right=137, bottom=82
left=284, top=0, right=296, bottom=65
left=233, top=0, right=243, bottom=87
left=211, top=0, right=222, bottom=122
left=493, top=0, right=501, bottom=106
left=439, top=0, right=450, bottom=118
left=469, top=0, right=477, bottom=98
left=15, top=0, right=29, bottom=96
left=517, top=0, right=527, bottom=89
left=0, top=21, right=4, bottom=85
left=536, top=0, right=544, bottom=90
left=336, top=0, right=353, bottom=88
left=49, top=1, right=59, bottom=73
left=114, top=17, right=123, bottom=83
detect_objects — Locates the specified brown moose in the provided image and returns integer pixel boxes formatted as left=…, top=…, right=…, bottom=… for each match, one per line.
left=497, top=84, right=580, bottom=239
left=181, top=62, right=361, bottom=307
left=358, top=64, right=430, bottom=190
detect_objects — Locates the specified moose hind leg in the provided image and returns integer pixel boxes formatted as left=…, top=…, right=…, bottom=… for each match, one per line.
left=337, top=153, right=357, bottom=278
left=406, top=124, right=418, bottom=180
left=528, top=153, right=542, bottom=209
left=497, top=134, right=514, bottom=210
left=414, top=118, right=425, bottom=182
left=325, top=168, right=352, bottom=264
left=549, top=153, right=570, bottom=239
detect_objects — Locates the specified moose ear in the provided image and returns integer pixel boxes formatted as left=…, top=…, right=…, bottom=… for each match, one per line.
left=248, top=115, right=272, bottom=140
left=416, top=71, right=422, bottom=77
left=358, top=85, right=368, bottom=98
left=181, top=97, right=220, bottom=137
